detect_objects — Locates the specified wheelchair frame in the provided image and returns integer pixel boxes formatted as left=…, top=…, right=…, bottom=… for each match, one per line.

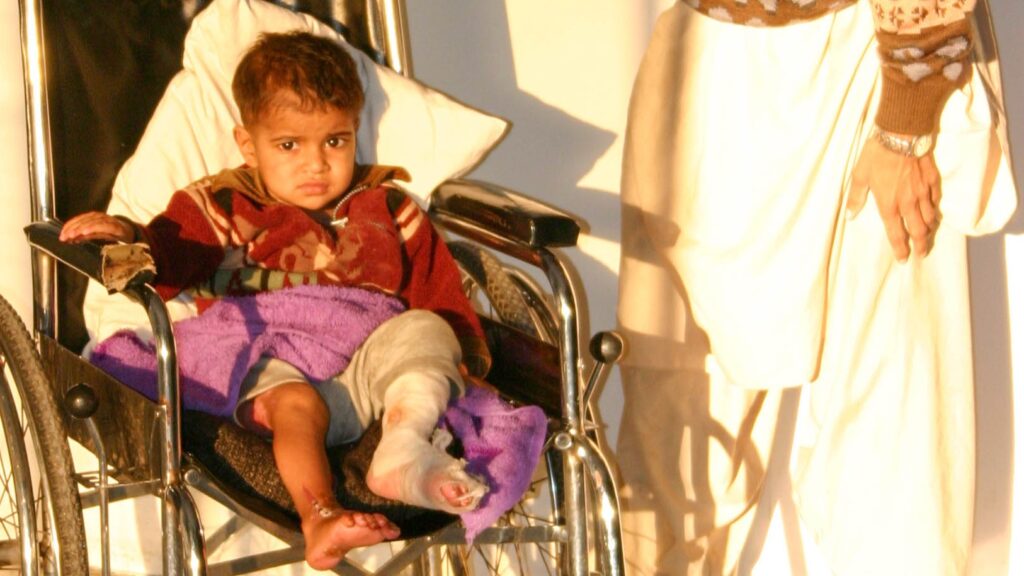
left=11, top=0, right=625, bottom=574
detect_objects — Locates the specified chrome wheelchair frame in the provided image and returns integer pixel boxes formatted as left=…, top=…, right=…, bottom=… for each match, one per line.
left=9, top=0, right=625, bottom=574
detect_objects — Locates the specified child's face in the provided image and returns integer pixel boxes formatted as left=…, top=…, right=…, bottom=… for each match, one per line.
left=233, top=92, right=357, bottom=211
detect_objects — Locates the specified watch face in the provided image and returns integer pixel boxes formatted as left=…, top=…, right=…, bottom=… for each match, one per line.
left=913, top=134, right=934, bottom=157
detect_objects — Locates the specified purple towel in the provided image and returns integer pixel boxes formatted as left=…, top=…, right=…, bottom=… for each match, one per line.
left=90, top=284, right=405, bottom=417
left=91, top=284, right=548, bottom=538
left=444, top=385, right=548, bottom=543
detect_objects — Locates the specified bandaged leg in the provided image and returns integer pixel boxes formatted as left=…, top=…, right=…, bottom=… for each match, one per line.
left=366, top=370, right=488, bottom=514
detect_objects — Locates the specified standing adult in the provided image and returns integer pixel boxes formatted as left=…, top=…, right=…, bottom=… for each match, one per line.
left=616, top=0, right=1016, bottom=574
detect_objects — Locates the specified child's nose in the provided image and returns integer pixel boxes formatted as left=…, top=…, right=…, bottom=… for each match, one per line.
left=306, top=149, right=328, bottom=172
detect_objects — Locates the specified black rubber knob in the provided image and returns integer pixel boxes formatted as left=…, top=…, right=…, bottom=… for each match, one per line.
left=64, top=383, right=99, bottom=420
left=589, top=331, right=624, bottom=364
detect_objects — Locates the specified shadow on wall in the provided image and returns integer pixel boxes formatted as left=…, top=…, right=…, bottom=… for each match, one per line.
left=968, top=217, right=1015, bottom=575
left=404, top=1, right=623, bottom=333
left=967, top=0, right=1024, bottom=572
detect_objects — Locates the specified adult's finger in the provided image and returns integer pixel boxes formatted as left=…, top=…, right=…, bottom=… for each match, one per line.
left=880, top=204, right=910, bottom=262
left=846, top=170, right=870, bottom=220
left=917, top=196, right=939, bottom=231
left=920, top=154, right=942, bottom=204
left=900, top=175, right=932, bottom=257
left=902, top=206, right=930, bottom=257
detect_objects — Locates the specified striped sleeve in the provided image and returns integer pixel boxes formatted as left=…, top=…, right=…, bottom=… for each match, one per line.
left=389, top=189, right=492, bottom=376
left=139, top=186, right=227, bottom=301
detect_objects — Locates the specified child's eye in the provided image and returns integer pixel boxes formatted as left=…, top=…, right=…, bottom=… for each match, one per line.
left=326, top=136, right=348, bottom=149
left=278, top=141, right=296, bottom=151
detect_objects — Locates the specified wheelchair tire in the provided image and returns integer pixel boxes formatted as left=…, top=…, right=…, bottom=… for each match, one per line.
left=0, top=295, right=88, bottom=575
left=448, top=241, right=554, bottom=342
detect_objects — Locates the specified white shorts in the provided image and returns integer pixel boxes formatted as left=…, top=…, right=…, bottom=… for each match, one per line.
left=235, top=309, right=464, bottom=446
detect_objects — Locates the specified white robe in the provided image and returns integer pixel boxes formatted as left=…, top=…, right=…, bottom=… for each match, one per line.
left=616, top=1, right=1016, bottom=574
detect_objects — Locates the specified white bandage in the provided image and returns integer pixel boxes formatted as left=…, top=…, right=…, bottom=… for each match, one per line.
left=382, top=370, right=451, bottom=436
left=368, top=371, right=487, bottom=513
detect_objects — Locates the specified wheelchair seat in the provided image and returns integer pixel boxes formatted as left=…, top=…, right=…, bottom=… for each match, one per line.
left=37, top=304, right=561, bottom=540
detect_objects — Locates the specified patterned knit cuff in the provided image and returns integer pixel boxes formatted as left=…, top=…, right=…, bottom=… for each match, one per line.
left=874, top=17, right=973, bottom=135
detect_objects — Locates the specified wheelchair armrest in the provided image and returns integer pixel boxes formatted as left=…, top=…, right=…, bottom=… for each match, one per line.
left=24, top=220, right=105, bottom=284
left=25, top=220, right=156, bottom=293
left=428, top=179, right=584, bottom=263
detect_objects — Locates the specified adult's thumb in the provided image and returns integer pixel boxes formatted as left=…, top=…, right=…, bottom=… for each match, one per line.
left=846, top=175, right=868, bottom=220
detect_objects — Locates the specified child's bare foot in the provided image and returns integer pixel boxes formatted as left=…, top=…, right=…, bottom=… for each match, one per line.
left=303, top=509, right=400, bottom=570
left=366, top=428, right=488, bottom=514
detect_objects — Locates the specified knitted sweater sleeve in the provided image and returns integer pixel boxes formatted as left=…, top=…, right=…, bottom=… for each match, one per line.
left=139, top=189, right=226, bottom=301
left=394, top=191, right=492, bottom=377
left=870, top=0, right=976, bottom=135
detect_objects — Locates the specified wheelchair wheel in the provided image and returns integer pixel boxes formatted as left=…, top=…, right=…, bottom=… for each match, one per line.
left=449, top=241, right=556, bottom=343
left=430, top=452, right=565, bottom=575
left=432, top=243, right=568, bottom=573
left=0, top=295, right=88, bottom=575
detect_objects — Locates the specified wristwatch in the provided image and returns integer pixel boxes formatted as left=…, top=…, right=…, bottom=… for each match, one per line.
left=873, top=127, right=934, bottom=158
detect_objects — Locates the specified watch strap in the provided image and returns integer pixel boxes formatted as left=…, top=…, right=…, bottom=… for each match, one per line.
left=873, top=127, right=932, bottom=158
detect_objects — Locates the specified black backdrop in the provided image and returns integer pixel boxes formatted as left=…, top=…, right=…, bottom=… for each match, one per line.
left=44, top=0, right=193, bottom=350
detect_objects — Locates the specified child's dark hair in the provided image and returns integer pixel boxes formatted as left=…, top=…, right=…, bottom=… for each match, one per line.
left=232, top=31, right=364, bottom=125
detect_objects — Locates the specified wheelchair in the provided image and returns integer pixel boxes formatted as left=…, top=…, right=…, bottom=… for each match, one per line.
left=3, top=0, right=624, bottom=574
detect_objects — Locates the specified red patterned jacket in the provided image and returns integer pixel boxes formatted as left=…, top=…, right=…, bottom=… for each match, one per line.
left=126, top=164, right=490, bottom=375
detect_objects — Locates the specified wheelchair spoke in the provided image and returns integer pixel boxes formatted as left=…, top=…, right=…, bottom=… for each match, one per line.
left=435, top=460, right=562, bottom=575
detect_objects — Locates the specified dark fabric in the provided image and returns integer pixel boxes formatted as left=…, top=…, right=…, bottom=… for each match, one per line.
left=182, top=412, right=456, bottom=537
left=44, top=0, right=194, bottom=351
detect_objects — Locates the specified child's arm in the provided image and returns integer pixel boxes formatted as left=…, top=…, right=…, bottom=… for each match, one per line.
left=59, top=212, right=136, bottom=243
left=137, top=190, right=226, bottom=300
left=60, top=189, right=227, bottom=301
left=393, top=191, right=491, bottom=377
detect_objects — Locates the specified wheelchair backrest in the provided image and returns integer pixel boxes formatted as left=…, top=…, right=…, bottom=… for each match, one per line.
left=20, top=0, right=412, bottom=349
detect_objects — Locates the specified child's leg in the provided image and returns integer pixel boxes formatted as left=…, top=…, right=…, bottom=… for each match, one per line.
left=241, top=382, right=400, bottom=569
left=366, top=369, right=488, bottom=513
left=339, top=309, right=487, bottom=513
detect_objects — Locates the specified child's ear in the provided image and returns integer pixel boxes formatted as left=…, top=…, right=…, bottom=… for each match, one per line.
left=233, top=125, right=258, bottom=167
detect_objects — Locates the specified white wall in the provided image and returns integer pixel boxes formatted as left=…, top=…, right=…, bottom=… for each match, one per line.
left=405, top=0, right=674, bottom=447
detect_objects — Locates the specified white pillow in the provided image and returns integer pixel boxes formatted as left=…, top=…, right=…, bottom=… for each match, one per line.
left=106, top=0, right=507, bottom=223
left=86, top=0, right=507, bottom=350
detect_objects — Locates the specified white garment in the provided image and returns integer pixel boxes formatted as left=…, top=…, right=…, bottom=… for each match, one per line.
left=616, top=1, right=1016, bottom=574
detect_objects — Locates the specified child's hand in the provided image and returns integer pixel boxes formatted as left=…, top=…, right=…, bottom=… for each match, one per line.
left=59, top=212, right=134, bottom=244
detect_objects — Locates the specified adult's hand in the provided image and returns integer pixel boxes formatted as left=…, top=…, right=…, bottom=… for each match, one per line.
left=846, top=136, right=941, bottom=261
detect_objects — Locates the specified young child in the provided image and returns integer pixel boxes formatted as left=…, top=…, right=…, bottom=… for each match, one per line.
left=60, top=31, right=491, bottom=570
